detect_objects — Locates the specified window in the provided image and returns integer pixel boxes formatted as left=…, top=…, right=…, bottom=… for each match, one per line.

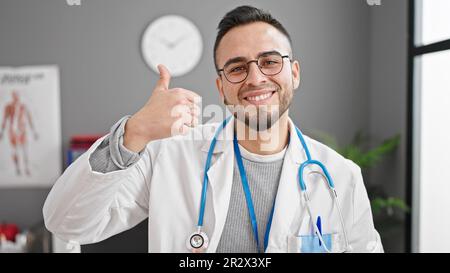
left=416, top=0, right=450, bottom=46
left=409, top=0, right=450, bottom=253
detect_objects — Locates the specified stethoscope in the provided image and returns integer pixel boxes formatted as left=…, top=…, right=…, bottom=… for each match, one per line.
left=187, top=117, right=351, bottom=253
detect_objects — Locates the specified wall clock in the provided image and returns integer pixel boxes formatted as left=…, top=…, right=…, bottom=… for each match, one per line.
left=141, top=15, right=203, bottom=77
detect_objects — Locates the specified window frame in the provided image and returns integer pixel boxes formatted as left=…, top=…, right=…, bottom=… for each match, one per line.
left=407, top=0, right=450, bottom=253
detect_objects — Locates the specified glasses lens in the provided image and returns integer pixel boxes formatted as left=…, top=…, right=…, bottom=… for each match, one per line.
left=258, top=53, right=283, bottom=75
left=222, top=53, right=285, bottom=83
left=224, top=62, right=248, bottom=83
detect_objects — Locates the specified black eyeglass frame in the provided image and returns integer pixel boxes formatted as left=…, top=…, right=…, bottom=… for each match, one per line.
left=217, top=51, right=293, bottom=84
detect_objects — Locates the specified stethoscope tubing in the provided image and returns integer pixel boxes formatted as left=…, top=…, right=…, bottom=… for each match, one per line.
left=195, top=117, right=351, bottom=252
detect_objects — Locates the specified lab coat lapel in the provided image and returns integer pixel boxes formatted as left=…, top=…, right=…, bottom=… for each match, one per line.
left=266, top=118, right=307, bottom=252
left=200, top=118, right=235, bottom=252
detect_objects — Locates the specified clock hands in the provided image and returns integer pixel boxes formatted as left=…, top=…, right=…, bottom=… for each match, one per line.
left=172, top=35, right=188, bottom=46
left=158, top=37, right=172, bottom=48
left=159, top=35, right=188, bottom=50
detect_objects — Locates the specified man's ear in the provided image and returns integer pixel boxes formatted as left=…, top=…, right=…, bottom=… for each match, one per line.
left=216, top=76, right=225, bottom=101
left=291, top=60, right=300, bottom=90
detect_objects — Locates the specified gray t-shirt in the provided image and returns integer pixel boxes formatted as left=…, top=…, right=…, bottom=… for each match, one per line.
left=216, top=145, right=285, bottom=253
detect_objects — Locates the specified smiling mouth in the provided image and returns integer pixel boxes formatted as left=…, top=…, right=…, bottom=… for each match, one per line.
left=243, top=91, right=276, bottom=104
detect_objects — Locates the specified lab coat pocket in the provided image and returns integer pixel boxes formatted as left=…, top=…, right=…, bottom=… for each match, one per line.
left=288, top=215, right=346, bottom=253
left=287, top=233, right=346, bottom=253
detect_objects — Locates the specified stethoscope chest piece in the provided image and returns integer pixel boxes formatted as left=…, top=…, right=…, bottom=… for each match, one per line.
left=186, top=230, right=209, bottom=253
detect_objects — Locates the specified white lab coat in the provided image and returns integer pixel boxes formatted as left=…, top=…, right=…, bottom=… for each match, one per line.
left=43, top=117, right=383, bottom=253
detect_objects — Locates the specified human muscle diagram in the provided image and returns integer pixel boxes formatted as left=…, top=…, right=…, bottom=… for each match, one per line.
left=0, top=66, right=61, bottom=187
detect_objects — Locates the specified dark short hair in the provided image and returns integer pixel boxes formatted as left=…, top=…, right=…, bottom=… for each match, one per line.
left=213, top=5, right=292, bottom=71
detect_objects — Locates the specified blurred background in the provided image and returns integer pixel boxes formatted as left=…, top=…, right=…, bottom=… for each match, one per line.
left=0, top=0, right=448, bottom=253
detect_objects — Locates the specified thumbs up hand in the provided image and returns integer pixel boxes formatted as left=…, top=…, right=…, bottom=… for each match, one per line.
left=123, top=64, right=202, bottom=152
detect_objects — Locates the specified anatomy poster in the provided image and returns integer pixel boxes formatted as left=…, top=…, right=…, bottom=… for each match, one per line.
left=0, top=66, right=61, bottom=188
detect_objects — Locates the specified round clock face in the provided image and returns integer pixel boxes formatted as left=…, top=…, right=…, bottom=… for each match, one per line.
left=141, top=15, right=203, bottom=77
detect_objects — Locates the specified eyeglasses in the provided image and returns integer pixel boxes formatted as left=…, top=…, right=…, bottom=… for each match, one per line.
left=217, top=51, right=292, bottom=84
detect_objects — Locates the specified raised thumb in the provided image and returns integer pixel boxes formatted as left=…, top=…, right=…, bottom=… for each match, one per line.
left=156, top=64, right=171, bottom=90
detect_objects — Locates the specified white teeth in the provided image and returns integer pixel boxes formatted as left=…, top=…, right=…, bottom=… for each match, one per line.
left=246, top=92, right=272, bottom=102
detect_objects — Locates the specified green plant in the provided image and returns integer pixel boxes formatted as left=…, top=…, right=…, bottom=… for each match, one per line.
left=311, top=130, right=408, bottom=216
left=371, top=197, right=410, bottom=216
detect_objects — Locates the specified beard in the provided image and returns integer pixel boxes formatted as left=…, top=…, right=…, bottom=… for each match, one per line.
left=224, top=86, right=293, bottom=131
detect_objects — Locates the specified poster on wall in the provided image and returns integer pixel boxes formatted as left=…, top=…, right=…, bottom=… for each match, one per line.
left=0, top=66, right=61, bottom=188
